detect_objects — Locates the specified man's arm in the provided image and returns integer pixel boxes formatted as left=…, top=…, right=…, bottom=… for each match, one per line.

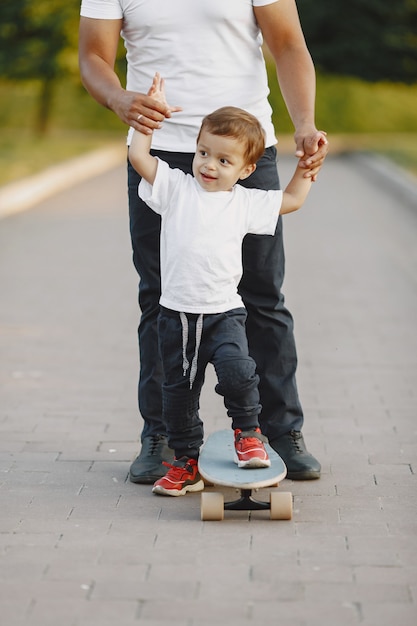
left=254, top=0, right=328, bottom=180
left=78, top=17, right=171, bottom=133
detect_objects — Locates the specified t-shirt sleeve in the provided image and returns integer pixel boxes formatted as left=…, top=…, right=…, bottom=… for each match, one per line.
left=244, top=188, right=283, bottom=235
left=138, top=158, right=183, bottom=216
left=80, top=0, right=123, bottom=19
left=252, top=0, right=280, bottom=6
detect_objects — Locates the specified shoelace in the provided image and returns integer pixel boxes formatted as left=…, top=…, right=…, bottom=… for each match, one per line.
left=149, top=435, right=165, bottom=455
left=289, top=430, right=303, bottom=452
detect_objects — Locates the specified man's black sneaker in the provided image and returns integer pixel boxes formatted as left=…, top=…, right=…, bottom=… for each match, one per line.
left=269, top=430, right=321, bottom=480
left=129, top=435, right=174, bottom=484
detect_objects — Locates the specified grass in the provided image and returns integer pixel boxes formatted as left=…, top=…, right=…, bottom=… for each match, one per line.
left=362, top=136, right=417, bottom=176
left=320, top=133, right=417, bottom=176
left=0, top=128, right=124, bottom=187
left=275, top=132, right=417, bottom=174
left=0, top=78, right=127, bottom=186
left=1, top=76, right=417, bottom=188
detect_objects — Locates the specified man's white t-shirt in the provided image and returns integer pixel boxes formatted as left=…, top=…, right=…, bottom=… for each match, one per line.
left=80, top=0, right=279, bottom=151
left=139, top=159, right=282, bottom=314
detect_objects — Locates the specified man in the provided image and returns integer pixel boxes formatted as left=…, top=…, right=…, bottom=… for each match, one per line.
left=78, top=0, right=328, bottom=483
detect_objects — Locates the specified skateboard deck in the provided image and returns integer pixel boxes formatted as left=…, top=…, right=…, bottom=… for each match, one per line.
left=198, top=429, right=292, bottom=520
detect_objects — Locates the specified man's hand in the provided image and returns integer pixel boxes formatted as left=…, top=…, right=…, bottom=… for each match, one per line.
left=110, top=88, right=171, bottom=133
left=295, top=129, right=328, bottom=181
left=130, top=72, right=182, bottom=135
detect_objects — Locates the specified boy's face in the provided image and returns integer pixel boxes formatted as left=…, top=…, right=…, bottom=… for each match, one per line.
left=192, top=129, right=256, bottom=192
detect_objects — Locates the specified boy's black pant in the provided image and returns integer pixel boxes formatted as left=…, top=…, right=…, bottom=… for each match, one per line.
left=158, top=307, right=261, bottom=459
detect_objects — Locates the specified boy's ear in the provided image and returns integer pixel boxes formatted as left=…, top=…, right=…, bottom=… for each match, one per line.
left=239, top=163, right=257, bottom=180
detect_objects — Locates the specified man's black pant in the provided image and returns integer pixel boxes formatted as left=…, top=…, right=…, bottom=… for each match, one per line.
left=127, top=145, right=304, bottom=443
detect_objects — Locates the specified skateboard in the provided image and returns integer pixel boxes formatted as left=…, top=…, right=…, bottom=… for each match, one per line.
left=198, top=429, right=292, bottom=521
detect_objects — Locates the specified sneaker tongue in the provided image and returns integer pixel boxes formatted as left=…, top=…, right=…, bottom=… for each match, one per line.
left=237, top=430, right=267, bottom=443
left=173, top=457, right=189, bottom=468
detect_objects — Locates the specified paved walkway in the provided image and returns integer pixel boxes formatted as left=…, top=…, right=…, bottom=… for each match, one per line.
left=1, top=153, right=416, bottom=626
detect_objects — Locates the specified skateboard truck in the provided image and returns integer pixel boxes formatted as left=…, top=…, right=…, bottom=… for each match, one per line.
left=225, top=488, right=272, bottom=512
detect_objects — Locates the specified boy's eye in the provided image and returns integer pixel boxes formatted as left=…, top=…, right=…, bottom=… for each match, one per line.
left=200, top=150, right=207, bottom=157
left=220, top=158, right=229, bottom=165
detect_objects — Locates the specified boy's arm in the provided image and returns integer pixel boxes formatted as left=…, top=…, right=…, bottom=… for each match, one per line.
left=128, top=73, right=182, bottom=185
left=129, top=128, right=157, bottom=185
left=280, top=161, right=313, bottom=215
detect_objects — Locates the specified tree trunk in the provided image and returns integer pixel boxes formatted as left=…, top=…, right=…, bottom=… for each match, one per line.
left=35, top=77, right=54, bottom=135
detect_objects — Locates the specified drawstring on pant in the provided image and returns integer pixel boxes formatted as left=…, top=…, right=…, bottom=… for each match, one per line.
left=179, top=312, right=190, bottom=377
left=179, top=312, right=203, bottom=389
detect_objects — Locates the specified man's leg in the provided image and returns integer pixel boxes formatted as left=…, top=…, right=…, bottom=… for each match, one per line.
left=238, top=147, right=321, bottom=479
left=127, top=152, right=194, bottom=483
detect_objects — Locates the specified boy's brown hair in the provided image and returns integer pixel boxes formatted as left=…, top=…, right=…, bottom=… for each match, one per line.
left=197, top=106, right=266, bottom=165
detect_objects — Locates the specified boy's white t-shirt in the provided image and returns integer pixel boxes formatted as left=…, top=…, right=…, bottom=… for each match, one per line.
left=139, top=159, right=282, bottom=314
left=80, top=0, right=279, bottom=151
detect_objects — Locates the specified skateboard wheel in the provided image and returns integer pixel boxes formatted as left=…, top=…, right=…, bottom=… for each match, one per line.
left=201, top=492, right=224, bottom=521
left=270, top=491, right=293, bottom=520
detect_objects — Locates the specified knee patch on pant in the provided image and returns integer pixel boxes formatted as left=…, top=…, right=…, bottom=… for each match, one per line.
left=215, top=358, right=259, bottom=399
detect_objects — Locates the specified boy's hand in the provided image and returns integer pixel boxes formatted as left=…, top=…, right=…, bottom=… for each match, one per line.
left=294, top=129, right=328, bottom=182
left=136, top=72, right=182, bottom=134
left=147, top=72, right=181, bottom=110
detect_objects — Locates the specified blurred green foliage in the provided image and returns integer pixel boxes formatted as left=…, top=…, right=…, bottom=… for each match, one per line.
left=0, top=80, right=126, bottom=133
left=297, top=0, right=417, bottom=84
left=2, top=70, right=417, bottom=136
left=1, top=72, right=417, bottom=187
left=266, top=64, right=417, bottom=135
left=315, top=76, right=417, bottom=133
left=1, top=0, right=416, bottom=136
left=0, top=1, right=416, bottom=184
left=0, top=0, right=126, bottom=134
left=0, top=1, right=79, bottom=133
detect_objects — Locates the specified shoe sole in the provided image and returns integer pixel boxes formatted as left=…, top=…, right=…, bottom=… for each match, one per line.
left=286, top=470, right=321, bottom=480
left=129, top=453, right=175, bottom=484
left=130, top=473, right=166, bottom=484
left=233, top=454, right=271, bottom=469
left=152, top=479, right=205, bottom=496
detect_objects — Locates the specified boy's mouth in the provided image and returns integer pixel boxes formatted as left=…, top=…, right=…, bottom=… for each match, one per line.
left=201, top=172, right=216, bottom=182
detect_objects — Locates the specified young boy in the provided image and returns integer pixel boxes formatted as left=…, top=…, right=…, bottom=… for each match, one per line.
left=129, top=74, right=312, bottom=496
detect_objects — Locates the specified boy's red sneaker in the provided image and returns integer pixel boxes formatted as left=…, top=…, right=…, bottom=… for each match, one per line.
left=152, top=457, right=204, bottom=496
left=234, top=428, right=271, bottom=468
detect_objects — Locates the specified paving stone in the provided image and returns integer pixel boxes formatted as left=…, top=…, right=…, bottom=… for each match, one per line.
left=1, top=154, right=416, bottom=625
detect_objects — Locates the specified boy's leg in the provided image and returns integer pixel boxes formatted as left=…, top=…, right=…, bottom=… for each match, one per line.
left=238, top=147, right=321, bottom=479
left=158, top=310, right=205, bottom=460
left=208, top=309, right=270, bottom=468
left=128, top=153, right=193, bottom=483
left=153, top=309, right=205, bottom=496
